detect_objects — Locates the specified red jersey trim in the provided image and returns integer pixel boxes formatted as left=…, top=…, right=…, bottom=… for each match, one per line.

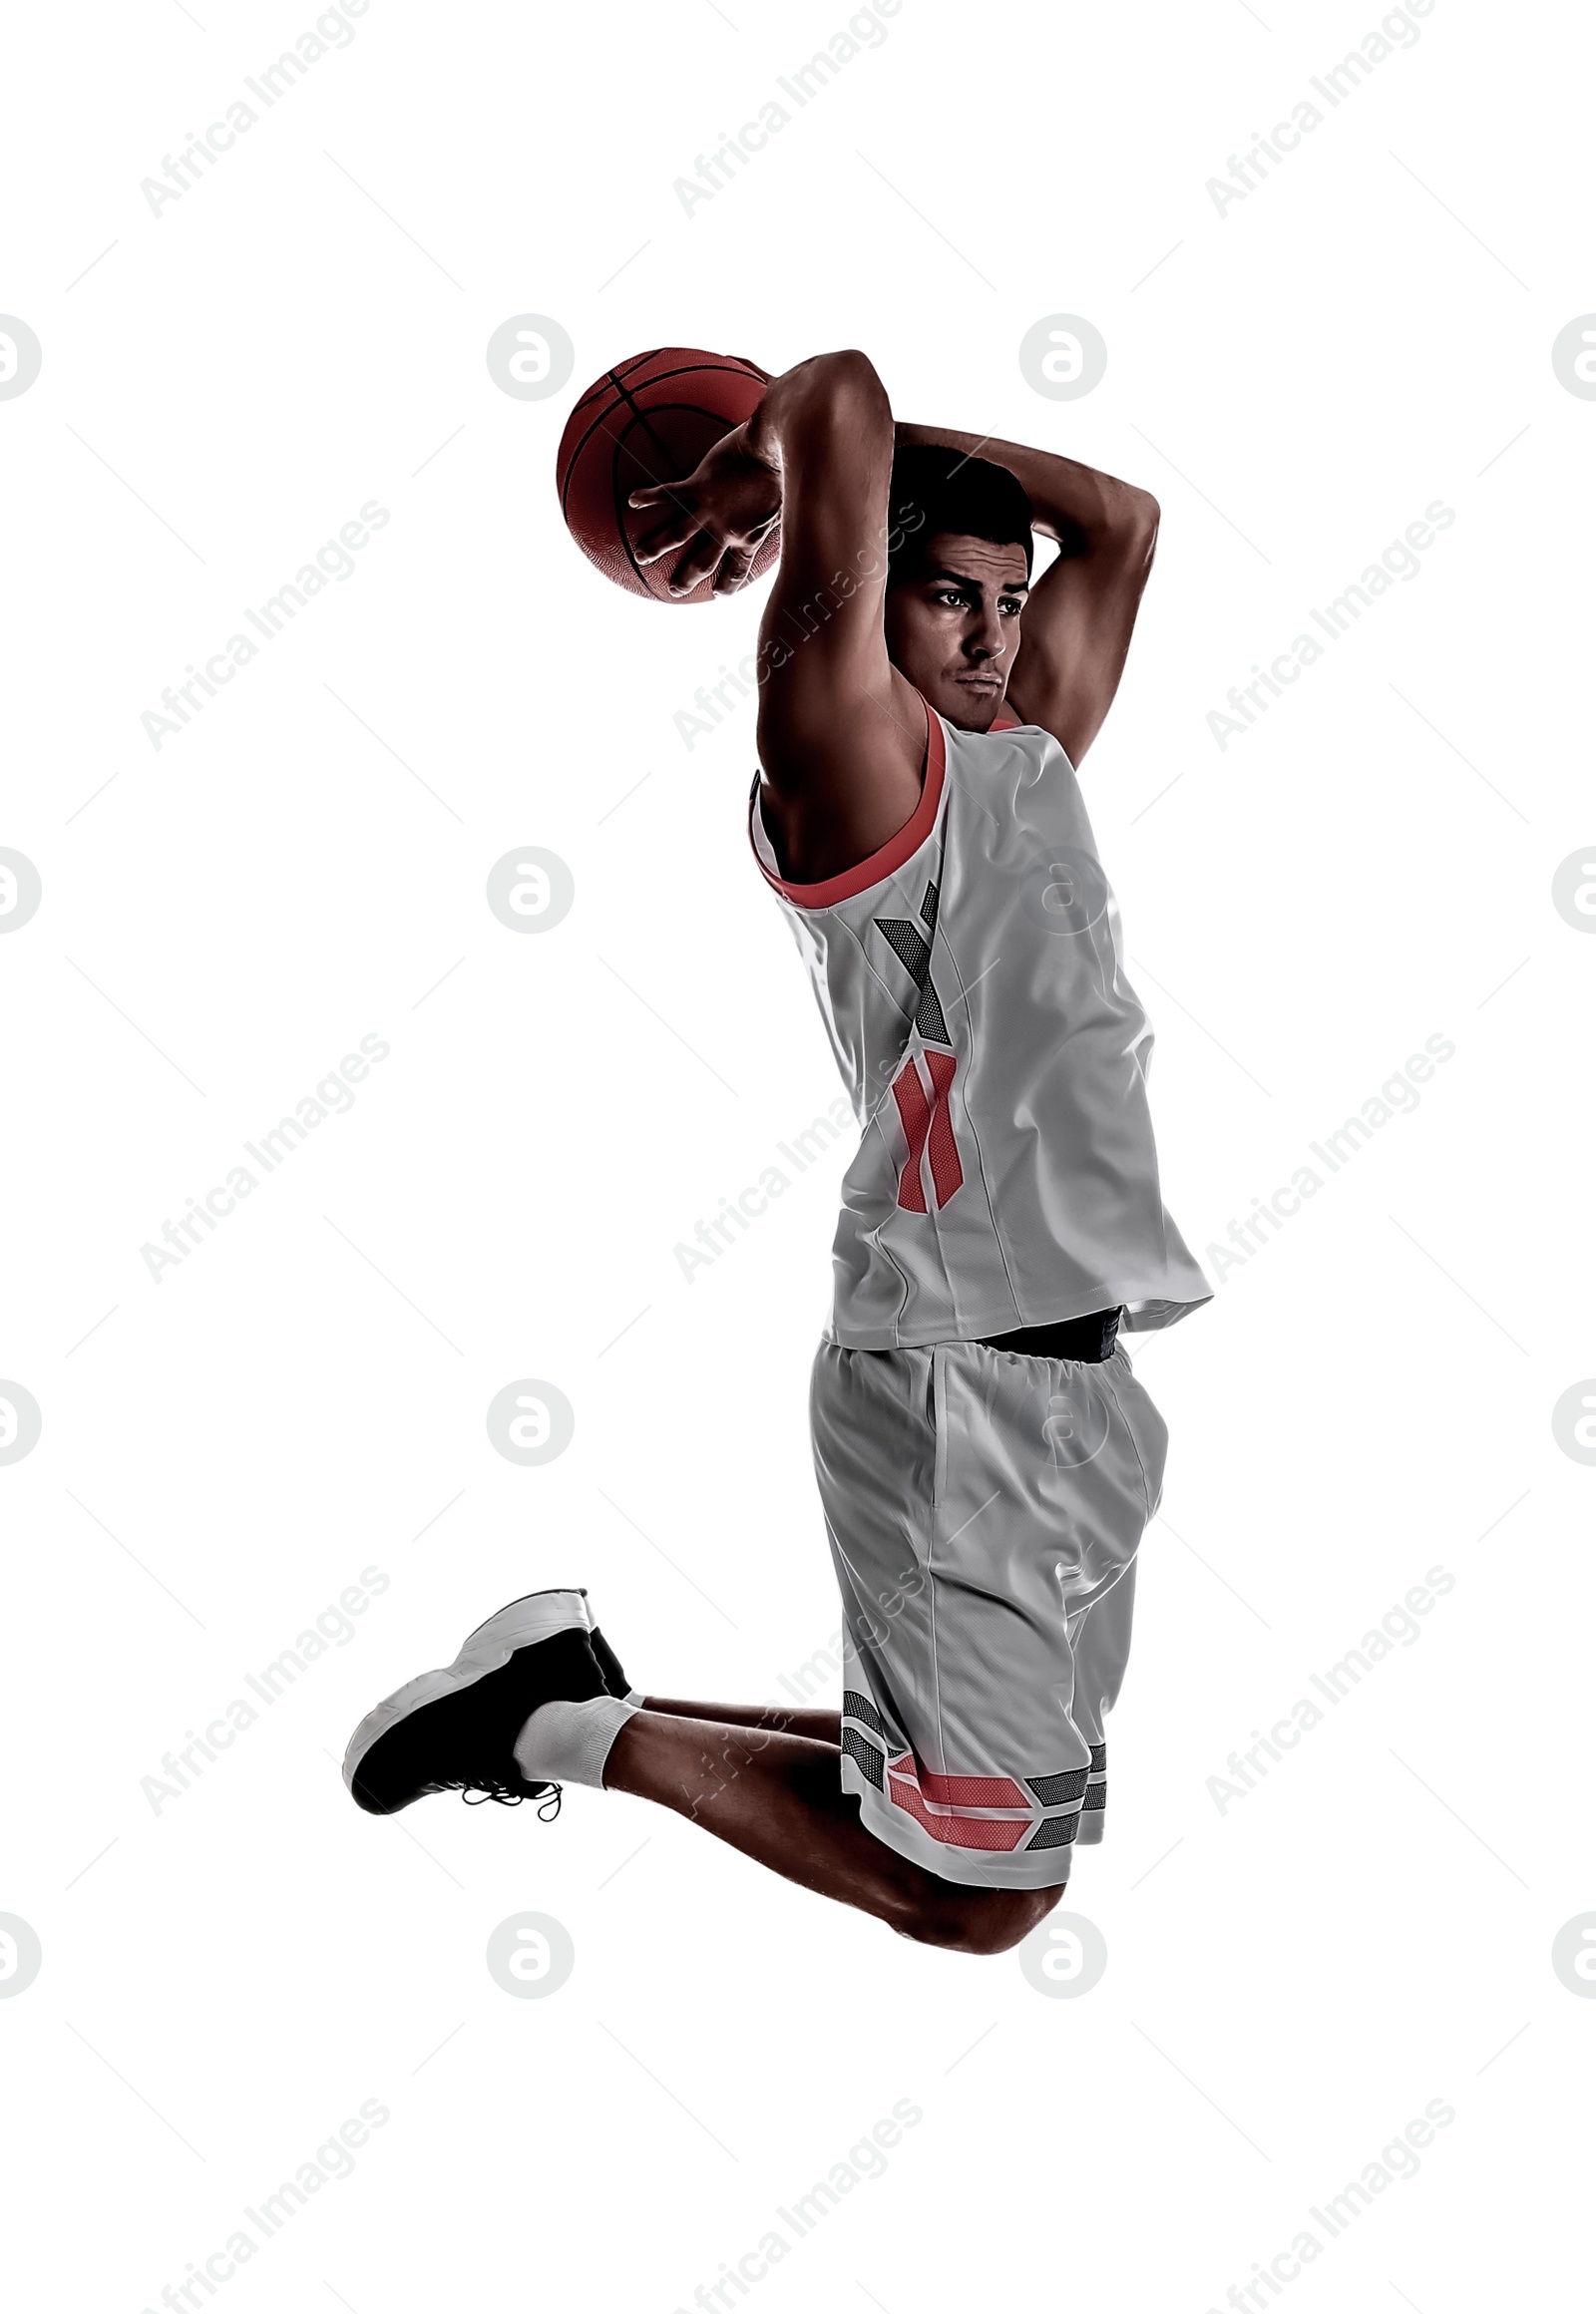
left=747, top=693, right=947, bottom=912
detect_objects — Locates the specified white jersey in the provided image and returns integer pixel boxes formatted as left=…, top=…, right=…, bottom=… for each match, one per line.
left=749, top=697, right=1212, bottom=1350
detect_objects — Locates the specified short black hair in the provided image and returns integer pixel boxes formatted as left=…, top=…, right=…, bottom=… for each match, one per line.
left=886, top=444, right=1033, bottom=588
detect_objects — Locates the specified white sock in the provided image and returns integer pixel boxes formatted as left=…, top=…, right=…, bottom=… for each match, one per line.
left=513, top=1695, right=640, bottom=1790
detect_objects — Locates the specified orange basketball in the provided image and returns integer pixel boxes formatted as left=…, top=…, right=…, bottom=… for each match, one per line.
left=556, top=347, right=779, bottom=604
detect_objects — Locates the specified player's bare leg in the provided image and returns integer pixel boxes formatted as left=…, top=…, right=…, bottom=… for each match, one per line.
left=602, top=1709, right=1058, bottom=1956
left=635, top=1697, right=841, bottom=1742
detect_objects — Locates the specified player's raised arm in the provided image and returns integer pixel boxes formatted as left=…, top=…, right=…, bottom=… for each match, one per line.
left=631, top=350, right=927, bottom=885
left=893, top=422, right=1159, bottom=767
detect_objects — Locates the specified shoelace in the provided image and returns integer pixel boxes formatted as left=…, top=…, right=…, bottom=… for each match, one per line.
left=453, top=1777, right=563, bottom=1820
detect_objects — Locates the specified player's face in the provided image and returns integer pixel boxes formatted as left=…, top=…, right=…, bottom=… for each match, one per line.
left=883, top=534, right=1029, bottom=731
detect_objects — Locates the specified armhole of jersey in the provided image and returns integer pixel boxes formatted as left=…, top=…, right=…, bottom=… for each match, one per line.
left=746, top=692, right=946, bottom=911
left=993, top=707, right=1077, bottom=773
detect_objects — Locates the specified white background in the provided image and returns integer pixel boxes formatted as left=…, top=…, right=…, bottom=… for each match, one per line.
left=3, top=0, right=1592, bottom=2307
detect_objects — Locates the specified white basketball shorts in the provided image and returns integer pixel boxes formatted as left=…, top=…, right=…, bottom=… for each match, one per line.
left=810, top=1334, right=1169, bottom=1890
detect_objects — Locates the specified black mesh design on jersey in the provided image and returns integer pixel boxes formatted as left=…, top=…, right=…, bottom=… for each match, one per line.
left=874, top=883, right=952, bottom=1049
left=841, top=1729, right=886, bottom=1790
left=1025, top=1766, right=1090, bottom=1806
left=1025, top=1810, right=1083, bottom=1850
left=842, top=1689, right=890, bottom=1742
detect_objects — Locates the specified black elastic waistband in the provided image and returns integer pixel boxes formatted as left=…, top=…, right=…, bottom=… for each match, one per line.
left=976, top=1307, right=1122, bottom=1363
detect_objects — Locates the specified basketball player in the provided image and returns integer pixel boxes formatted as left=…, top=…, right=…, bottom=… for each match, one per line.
left=343, top=350, right=1211, bottom=1956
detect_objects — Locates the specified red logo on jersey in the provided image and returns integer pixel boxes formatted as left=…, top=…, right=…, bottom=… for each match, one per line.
left=889, top=1049, right=964, bottom=1212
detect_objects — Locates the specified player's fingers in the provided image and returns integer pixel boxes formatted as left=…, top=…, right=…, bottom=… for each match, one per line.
left=626, top=484, right=671, bottom=510
left=718, top=515, right=780, bottom=591
left=713, top=544, right=756, bottom=594
left=631, top=509, right=699, bottom=564
left=666, top=532, right=723, bottom=596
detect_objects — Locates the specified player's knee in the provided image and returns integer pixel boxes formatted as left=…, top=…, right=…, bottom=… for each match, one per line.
left=897, top=1882, right=1060, bottom=1957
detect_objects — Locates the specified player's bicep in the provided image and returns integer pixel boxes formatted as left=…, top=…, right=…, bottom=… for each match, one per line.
left=1006, top=511, right=1158, bottom=766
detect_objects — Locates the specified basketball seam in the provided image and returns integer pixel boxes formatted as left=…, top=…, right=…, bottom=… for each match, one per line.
left=567, top=346, right=661, bottom=419
left=606, top=367, right=685, bottom=507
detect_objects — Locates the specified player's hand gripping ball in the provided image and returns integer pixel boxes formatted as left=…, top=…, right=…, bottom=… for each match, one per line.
left=556, top=347, right=782, bottom=603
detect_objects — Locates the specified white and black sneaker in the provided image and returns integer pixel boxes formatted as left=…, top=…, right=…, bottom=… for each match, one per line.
left=343, top=1587, right=629, bottom=1816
